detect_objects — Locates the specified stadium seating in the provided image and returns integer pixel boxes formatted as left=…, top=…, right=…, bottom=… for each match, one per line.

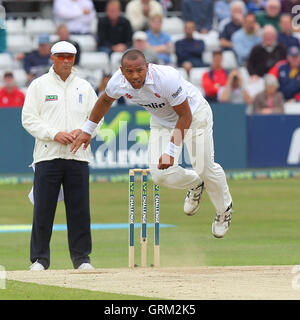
left=7, top=34, right=33, bottom=53
left=49, top=34, right=59, bottom=43
left=74, top=67, right=103, bottom=89
left=202, top=50, right=238, bottom=69
left=178, top=67, right=188, bottom=80
left=202, top=51, right=212, bottom=65
left=222, top=51, right=238, bottom=69
left=162, top=17, right=184, bottom=35
left=239, top=67, right=250, bottom=84
left=284, top=102, right=300, bottom=114
left=110, top=52, right=122, bottom=73
left=170, top=53, right=177, bottom=66
left=25, top=18, right=56, bottom=36
left=79, top=52, right=110, bottom=74
left=90, top=17, right=98, bottom=35
left=0, top=53, right=14, bottom=70
left=6, top=18, right=24, bottom=35
left=1, top=13, right=232, bottom=92
left=1, top=14, right=299, bottom=115
left=11, top=68, right=27, bottom=88
left=170, top=33, right=184, bottom=43
left=194, top=30, right=220, bottom=52
left=189, top=67, right=209, bottom=94
left=69, top=34, right=97, bottom=52
left=90, top=69, right=104, bottom=89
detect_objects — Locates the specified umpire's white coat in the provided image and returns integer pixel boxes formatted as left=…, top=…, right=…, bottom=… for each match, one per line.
left=22, top=66, right=101, bottom=164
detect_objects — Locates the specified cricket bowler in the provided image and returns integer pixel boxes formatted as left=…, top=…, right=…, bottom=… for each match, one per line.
left=71, top=49, right=233, bottom=238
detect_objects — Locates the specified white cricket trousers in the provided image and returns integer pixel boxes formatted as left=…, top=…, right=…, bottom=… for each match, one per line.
left=148, top=102, right=232, bottom=214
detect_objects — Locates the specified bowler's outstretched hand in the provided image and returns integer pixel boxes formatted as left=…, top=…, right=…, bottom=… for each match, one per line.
left=70, top=131, right=91, bottom=154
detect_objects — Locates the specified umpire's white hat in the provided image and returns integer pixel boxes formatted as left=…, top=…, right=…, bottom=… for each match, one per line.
left=51, top=41, right=77, bottom=55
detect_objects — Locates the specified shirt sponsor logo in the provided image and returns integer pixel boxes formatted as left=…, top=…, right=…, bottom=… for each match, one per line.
left=126, top=93, right=133, bottom=99
left=139, top=102, right=165, bottom=109
left=154, top=93, right=161, bottom=98
left=171, top=86, right=182, bottom=99
left=45, top=95, right=58, bottom=101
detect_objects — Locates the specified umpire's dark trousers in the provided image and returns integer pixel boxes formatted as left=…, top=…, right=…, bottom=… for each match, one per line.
left=30, top=159, right=91, bottom=269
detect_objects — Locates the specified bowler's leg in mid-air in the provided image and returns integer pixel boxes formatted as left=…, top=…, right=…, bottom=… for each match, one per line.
left=149, top=103, right=233, bottom=238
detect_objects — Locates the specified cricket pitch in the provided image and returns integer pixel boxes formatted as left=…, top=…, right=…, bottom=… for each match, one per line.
left=6, top=265, right=300, bottom=300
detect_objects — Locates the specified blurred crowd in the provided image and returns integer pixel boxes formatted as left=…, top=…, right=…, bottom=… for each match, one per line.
left=0, top=0, right=300, bottom=114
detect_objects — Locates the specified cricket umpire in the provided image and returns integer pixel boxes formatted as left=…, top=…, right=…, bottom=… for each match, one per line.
left=22, top=41, right=101, bottom=270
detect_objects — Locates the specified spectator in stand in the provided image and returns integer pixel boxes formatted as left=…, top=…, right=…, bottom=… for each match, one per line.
left=269, top=46, right=300, bottom=101
left=278, top=14, right=300, bottom=48
left=53, top=0, right=96, bottom=34
left=24, top=33, right=52, bottom=85
left=244, top=0, right=265, bottom=12
left=146, top=14, right=171, bottom=65
left=214, top=0, right=232, bottom=23
left=281, top=0, right=300, bottom=17
left=0, top=25, right=6, bottom=53
left=247, top=25, right=287, bottom=77
left=217, top=69, right=252, bottom=103
left=175, top=21, right=206, bottom=76
left=132, top=31, right=159, bottom=64
left=181, top=0, right=214, bottom=34
left=55, top=24, right=81, bottom=65
left=232, top=12, right=262, bottom=65
left=256, top=0, right=281, bottom=31
left=253, top=74, right=284, bottom=113
left=125, top=0, right=163, bottom=32
left=202, top=50, right=228, bottom=102
left=97, top=0, right=132, bottom=55
left=0, top=72, right=25, bottom=108
left=219, top=1, right=245, bottom=51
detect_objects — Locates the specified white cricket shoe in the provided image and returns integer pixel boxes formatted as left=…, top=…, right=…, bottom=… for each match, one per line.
left=184, top=182, right=205, bottom=216
left=77, top=263, right=94, bottom=270
left=212, top=203, right=233, bottom=238
left=30, top=261, right=45, bottom=271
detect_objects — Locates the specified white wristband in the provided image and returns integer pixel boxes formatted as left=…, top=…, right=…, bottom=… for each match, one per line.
left=164, top=141, right=180, bottom=158
left=82, top=120, right=98, bottom=135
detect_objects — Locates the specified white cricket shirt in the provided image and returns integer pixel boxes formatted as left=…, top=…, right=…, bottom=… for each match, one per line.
left=105, top=64, right=207, bottom=128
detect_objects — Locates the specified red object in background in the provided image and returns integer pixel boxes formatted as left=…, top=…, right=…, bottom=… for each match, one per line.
left=202, top=69, right=228, bottom=98
left=0, top=87, right=25, bottom=108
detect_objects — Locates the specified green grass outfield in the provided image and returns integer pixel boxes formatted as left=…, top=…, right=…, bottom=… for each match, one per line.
left=0, top=178, right=300, bottom=299
left=2, top=280, right=157, bottom=300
